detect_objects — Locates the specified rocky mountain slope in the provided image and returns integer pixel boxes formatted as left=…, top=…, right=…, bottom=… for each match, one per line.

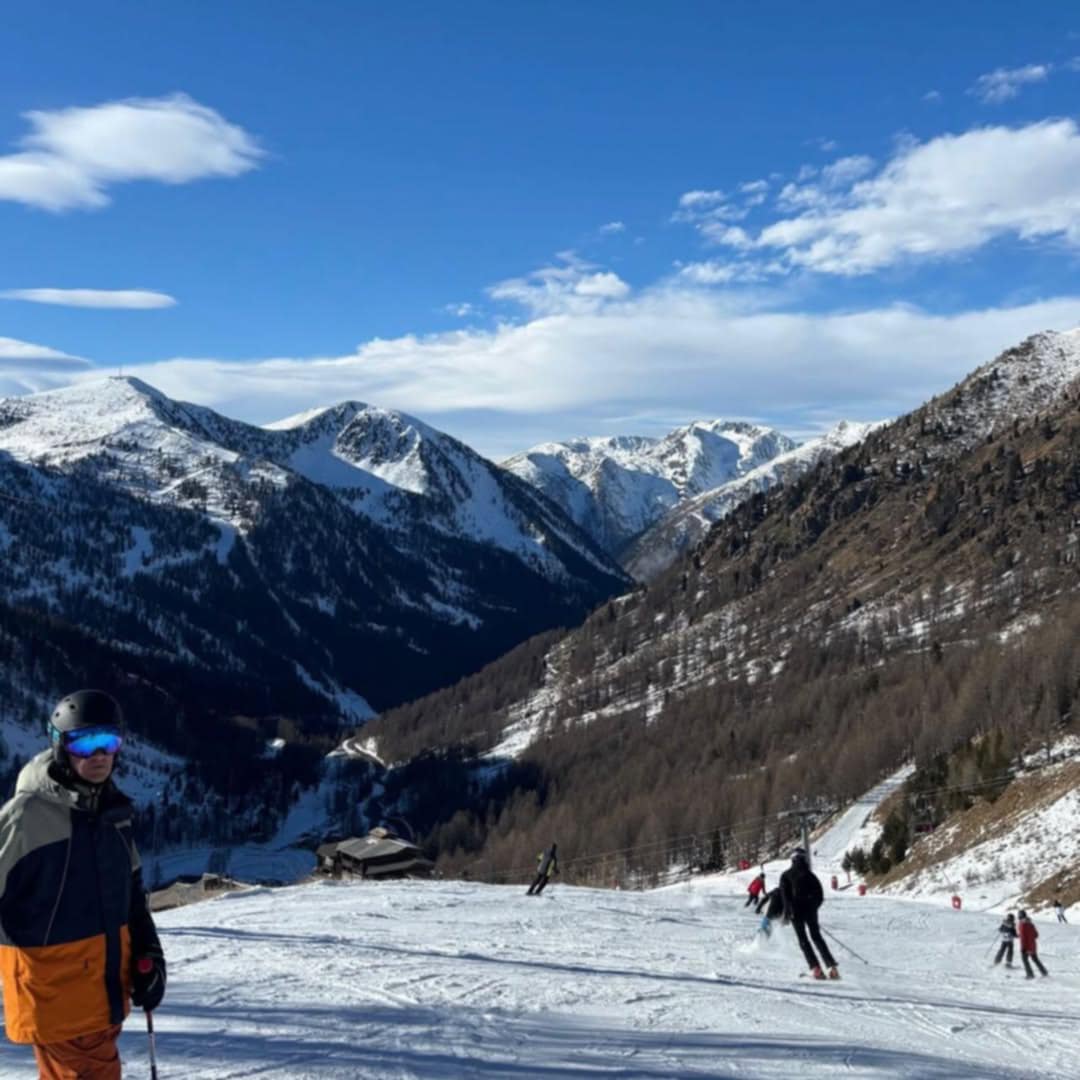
left=623, top=420, right=880, bottom=581
left=502, top=420, right=798, bottom=558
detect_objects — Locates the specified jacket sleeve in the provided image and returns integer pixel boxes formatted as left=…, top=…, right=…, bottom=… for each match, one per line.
left=810, top=873, right=824, bottom=910
left=0, top=797, right=28, bottom=946
left=129, top=866, right=163, bottom=962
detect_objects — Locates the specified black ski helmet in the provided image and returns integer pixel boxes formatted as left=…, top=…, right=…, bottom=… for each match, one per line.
left=48, top=690, right=123, bottom=756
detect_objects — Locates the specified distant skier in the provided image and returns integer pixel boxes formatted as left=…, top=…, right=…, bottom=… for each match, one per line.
left=780, top=847, right=839, bottom=980
left=527, top=843, right=559, bottom=895
left=744, top=871, right=766, bottom=908
left=1017, top=910, right=1048, bottom=978
left=0, top=690, right=166, bottom=1079
left=993, top=913, right=1017, bottom=967
left=1053, top=898, right=1068, bottom=924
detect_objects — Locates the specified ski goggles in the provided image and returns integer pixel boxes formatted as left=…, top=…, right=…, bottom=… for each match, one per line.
left=54, top=727, right=124, bottom=758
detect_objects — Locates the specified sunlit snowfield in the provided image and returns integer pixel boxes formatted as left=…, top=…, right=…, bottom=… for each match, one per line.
left=3, top=872, right=1077, bottom=1079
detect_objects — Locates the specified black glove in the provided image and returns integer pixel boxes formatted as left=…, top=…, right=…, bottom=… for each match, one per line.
left=132, top=951, right=167, bottom=1012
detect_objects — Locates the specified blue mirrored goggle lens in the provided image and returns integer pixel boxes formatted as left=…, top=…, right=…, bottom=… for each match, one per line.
left=64, top=729, right=123, bottom=758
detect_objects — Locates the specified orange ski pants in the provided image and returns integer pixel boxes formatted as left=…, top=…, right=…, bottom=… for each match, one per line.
left=32, top=1024, right=122, bottom=1080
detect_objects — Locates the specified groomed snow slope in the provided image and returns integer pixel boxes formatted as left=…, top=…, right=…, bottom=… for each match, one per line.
left=4, top=874, right=1076, bottom=1078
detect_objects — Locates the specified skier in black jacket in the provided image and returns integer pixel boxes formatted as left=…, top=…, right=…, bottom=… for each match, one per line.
left=779, top=848, right=838, bottom=980
left=526, top=843, right=559, bottom=895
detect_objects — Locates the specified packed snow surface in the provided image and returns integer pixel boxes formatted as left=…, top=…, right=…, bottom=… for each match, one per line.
left=3, top=764, right=1077, bottom=1077
left=3, top=873, right=1076, bottom=1078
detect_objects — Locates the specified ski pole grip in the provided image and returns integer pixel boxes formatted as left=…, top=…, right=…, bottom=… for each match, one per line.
left=137, top=957, right=153, bottom=975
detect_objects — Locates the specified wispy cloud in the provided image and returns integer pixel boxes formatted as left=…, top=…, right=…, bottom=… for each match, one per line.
left=487, top=253, right=630, bottom=316
left=26, top=291, right=1075, bottom=459
left=1, top=288, right=177, bottom=309
left=0, top=336, right=92, bottom=395
left=0, top=94, right=263, bottom=211
left=923, top=90, right=943, bottom=103
left=599, top=221, right=626, bottom=234
left=676, top=121, right=1080, bottom=277
left=969, top=63, right=1051, bottom=104
left=0, top=336, right=85, bottom=362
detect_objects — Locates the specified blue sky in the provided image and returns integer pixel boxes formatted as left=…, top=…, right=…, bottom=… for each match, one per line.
left=4, top=1, right=1080, bottom=457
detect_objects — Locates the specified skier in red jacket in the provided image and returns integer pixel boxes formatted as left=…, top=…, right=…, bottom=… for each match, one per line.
left=1017, top=910, right=1048, bottom=978
left=744, top=871, right=766, bottom=908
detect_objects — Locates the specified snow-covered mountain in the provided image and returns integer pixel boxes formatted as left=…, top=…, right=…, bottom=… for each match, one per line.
left=624, top=420, right=881, bottom=581
left=0, top=377, right=627, bottom=728
left=502, top=420, right=798, bottom=558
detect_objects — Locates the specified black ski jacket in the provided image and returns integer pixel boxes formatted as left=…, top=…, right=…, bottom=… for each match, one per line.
left=779, top=863, right=824, bottom=920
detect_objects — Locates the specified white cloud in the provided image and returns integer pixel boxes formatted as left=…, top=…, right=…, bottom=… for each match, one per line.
left=969, top=64, right=1051, bottom=104
left=0, top=337, right=83, bottom=362
left=573, top=272, right=631, bottom=299
left=0, top=337, right=92, bottom=396
left=820, top=155, right=875, bottom=188
left=674, top=261, right=745, bottom=285
left=487, top=254, right=631, bottom=316
left=42, top=292, right=1080, bottom=459
left=923, top=90, right=943, bottom=103
left=599, top=221, right=626, bottom=234
left=1, top=288, right=177, bottom=309
left=678, top=189, right=726, bottom=209
left=746, top=120, right=1080, bottom=275
left=0, top=94, right=263, bottom=211
left=703, top=226, right=754, bottom=251
left=444, top=302, right=476, bottom=318
left=739, top=180, right=770, bottom=207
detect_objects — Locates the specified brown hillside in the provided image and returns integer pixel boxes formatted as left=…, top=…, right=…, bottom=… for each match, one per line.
left=364, top=332, right=1080, bottom=881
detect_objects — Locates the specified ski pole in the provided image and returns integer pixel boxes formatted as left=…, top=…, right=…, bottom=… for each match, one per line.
left=822, top=927, right=869, bottom=965
left=144, top=1010, right=159, bottom=1080
left=138, top=957, right=160, bottom=1080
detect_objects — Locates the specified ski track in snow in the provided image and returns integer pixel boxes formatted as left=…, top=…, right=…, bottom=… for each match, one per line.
left=2, top=874, right=1076, bottom=1078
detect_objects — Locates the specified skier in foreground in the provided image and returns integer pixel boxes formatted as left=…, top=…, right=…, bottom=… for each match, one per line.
left=527, top=842, right=559, bottom=895
left=0, top=690, right=166, bottom=1079
left=779, top=847, right=839, bottom=980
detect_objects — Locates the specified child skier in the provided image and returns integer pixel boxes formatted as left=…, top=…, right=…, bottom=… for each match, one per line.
left=993, top=913, right=1017, bottom=967
left=757, top=887, right=785, bottom=937
left=745, top=871, right=766, bottom=908
left=1017, top=910, right=1048, bottom=978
